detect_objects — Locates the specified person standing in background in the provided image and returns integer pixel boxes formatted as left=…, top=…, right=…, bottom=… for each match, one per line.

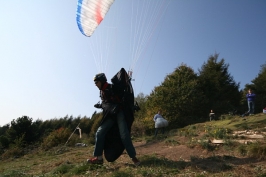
left=209, top=110, right=215, bottom=121
left=153, top=110, right=166, bottom=136
left=246, top=89, right=256, bottom=115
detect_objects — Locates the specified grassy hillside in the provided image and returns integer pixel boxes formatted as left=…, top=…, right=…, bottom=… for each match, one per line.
left=1, top=113, right=266, bottom=177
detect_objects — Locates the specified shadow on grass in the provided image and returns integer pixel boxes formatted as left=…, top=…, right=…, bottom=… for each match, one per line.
left=52, top=161, right=107, bottom=176
left=190, top=155, right=263, bottom=173
left=126, top=155, right=189, bottom=170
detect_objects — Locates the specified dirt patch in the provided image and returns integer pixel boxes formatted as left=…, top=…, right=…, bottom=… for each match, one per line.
left=124, top=135, right=266, bottom=176
left=134, top=140, right=209, bottom=161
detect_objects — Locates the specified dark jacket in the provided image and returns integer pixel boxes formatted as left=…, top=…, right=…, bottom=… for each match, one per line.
left=100, top=69, right=135, bottom=162
left=99, top=82, right=122, bottom=124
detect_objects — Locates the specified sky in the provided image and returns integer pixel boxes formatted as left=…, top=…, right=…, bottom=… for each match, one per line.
left=0, top=0, right=266, bottom=126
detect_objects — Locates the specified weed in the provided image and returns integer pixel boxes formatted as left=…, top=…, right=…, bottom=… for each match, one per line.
left=247, top=143, right=266, bottom=160
left=179, top=125, right=199, bottom=138
left=240, top=122, right=250, bottom=130
left=223, top=139, right=236, bottom=147
left=164, top=138, right=180, bottom=146
left=110, top=170, right=134, bottom=177
left=1, top=147, right=24, bottom=159
left=198, top=139, right=214, bottom=151
left=208, top=127, right=228, bottom=139
left=237, top=144, right=247, bottom=156
left=70, top=163, right=93, bottom=175
left=187, top=137, right=198, bottom=148
left=168, top=128, right=179, bottom=136
left=256, top=173, right=266, bottom=177
left=53, top=163, right=74, bottom=175
left=1, top=169, right=26, bottom=177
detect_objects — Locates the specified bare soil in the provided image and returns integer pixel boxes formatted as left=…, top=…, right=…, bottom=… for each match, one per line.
left=115, top=134, right=266, bottom=176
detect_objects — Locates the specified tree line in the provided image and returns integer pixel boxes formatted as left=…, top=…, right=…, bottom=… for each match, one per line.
left=0, top=53, right=266, bottom=158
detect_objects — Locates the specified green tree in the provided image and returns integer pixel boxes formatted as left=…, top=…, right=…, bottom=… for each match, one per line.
left=6, top=116, right=37, bottom=146
left=0, top=124, right=10, bottom=137
left=78, top=115, right=92, bottom=135
left=198, top=53, right=241, bottom=118
left=146, top=64, right=204, bottom=128
left=88, top=112, right=102, bottom=144
left=134, top=93, right=148, bottom=120
left=0, top=135, right=9, bottom=148
left=244, top=63, right=266, bottom=113
left=131, top=93, right=149, bottom=136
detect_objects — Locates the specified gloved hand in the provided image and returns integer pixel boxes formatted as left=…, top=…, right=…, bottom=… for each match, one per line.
left=94, top=102, right=102, bottom=108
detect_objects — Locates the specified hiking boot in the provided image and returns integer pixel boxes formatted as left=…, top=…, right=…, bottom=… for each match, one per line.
left=87, top=157, right=103, bottom=164
left=132, top=157, right=140, bottom=167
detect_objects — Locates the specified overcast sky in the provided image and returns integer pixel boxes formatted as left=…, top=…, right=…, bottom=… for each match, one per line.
left=1, top=0, right=265, bottom=126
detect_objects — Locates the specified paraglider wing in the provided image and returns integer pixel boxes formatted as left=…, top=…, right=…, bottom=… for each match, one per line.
left=76, top=0, right=115, bottom=37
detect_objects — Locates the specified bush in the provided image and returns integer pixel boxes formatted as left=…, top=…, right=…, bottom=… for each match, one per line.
left=1, top=147, right=24, bottom=159
left=237, top=144, right=248, bottom=156
left=41, top=127, right=72, bottom=150
left=0, top=135, right=9, bottom=148
left=247, top=143, right=266, bottom=160
left=131, top=120, right=148, bottom=137
left=53, top=163, right=74, bottom=175
left=88, top=117, right=102, bottom=145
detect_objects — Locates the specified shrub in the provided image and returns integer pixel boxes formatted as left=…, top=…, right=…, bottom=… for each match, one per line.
left=204, top=125, right=229, bottom=139
left=1, top=147, right=24, bottom=159
left=237, top=144, right=248, bottom=156
left=53, top=163, right=74, bottom=175
left=0, top=135, right=9, bottom=148
left=247, top=143, right=266, bottom=160
left=198, top=139, right=214, bottom=151
left=88, top=117, right=102, bottom=145
left=131, top=120, right=148, bottom=137
left=41, top=127, right=72, bottom=150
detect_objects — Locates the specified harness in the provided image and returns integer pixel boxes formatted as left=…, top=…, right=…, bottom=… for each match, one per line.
left=100, top=83, right=121, bottom=104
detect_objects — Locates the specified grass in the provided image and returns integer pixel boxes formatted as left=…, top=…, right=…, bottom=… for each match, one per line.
left=0, top=113, right=266, bottom=176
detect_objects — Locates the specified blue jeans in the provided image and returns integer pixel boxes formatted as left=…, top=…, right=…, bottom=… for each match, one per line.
left=155, top=128, right=165, bottom=136
left=248, top=100, right=255, bottom=114
left=93, top=110, right=136, bottom=158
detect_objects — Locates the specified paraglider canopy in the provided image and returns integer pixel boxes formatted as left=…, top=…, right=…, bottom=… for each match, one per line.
left=76, top=0, right=115, bottom=37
